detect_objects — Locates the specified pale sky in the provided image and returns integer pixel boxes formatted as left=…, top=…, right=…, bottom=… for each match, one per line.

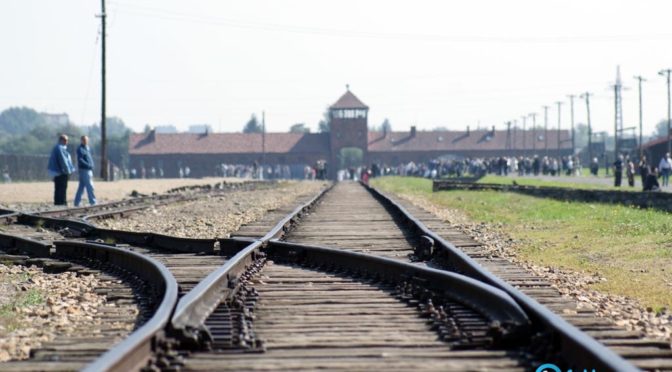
left=2, top=0, right=672, bottom=137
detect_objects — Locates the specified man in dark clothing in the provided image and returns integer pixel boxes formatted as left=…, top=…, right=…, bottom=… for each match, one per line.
left=639, top=156, right=649, bottom=186
left=47, top=134, right=75, bottom=205
left=74, top=135, right=97, bottom=206
left=613, top=155, right=623, bottom=187
left=644, top=167, right=660, bottom=191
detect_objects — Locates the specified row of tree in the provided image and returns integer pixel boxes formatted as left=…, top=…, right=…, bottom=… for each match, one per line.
left=0, top=107, right=131, bottom=168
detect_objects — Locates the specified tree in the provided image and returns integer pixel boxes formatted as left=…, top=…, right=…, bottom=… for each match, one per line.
left=289, top=123, right=310, bottom=133
left=653, top=119, right=670, bottom=138
left=243, top=114, right=262, bottom=133
left=380, top=118, right=392, bottom=133
left=0, top=107, right=45, bottom=135
left=317, top=106, right=330, bottom=133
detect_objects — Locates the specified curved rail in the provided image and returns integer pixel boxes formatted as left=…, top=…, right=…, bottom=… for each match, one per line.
left=170, top=183, right=334, bottom=344
left=363, top=182, right=637, bottom=372
left=51, top=240, right=178, bottom=372
left=267, top=240, right=531, bottom=339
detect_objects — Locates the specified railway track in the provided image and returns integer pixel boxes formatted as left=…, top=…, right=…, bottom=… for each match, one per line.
left=2, top=180, right=666, bottom=370
left=0, top=241, right=175, bottom=371
left=0, top=180, right=324, bottom=371
left=363, top=181, right=672, bottom=371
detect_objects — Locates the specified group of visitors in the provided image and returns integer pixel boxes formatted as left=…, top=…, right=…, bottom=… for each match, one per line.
left=47, top=134, right=96, bottom=206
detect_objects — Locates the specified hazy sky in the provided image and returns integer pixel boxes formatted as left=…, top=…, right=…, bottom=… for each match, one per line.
left=3, top=0, right=672, bottom=136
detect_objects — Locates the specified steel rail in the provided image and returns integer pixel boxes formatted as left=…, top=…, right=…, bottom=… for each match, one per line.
left=170, top=239, right=264, bottom=345
left=50, top=240, right=178, bottom=372
left=267, top=240, right=531, bottom=339
left=363, top=182, right=638, bottom=372
left=170, top=183, right=334, bottom=343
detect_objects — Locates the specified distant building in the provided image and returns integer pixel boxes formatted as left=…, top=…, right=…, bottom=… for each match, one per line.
left=129, top=89, right=572, bottom=178
left=642, top=137, right=670, bottom=164
left=154, top=125, right=178, bottom=134
left=41, top=112, right=69, bottom=126
left=188, top=124, right=213, bottom=134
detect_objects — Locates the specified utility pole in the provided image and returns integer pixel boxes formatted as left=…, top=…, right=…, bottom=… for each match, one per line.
left=556, top=101, right=563, bottom=153
left=612, top=66, right=624, bottom=159
left=529, top=113, right=537, bottom=154
left=261, top=110, right=266, bottom=179
left=505, top=121, right=512, bottom=150
left=98, top=0, right=108, bottom=181
left=567, top=94, right=576, bottom=155
left=660, top=69, right=672, bottom=154
left=634, top=76, right=646, bottom=159
left=581, top=92, right=593, bottom=164
left=521, top=115, right=527, bottom=156
left=543, top=105, right=549, bottom=156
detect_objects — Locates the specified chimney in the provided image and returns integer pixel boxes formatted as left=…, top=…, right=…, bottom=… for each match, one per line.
left=410, top=125, right=417, bottom=138
left=466, top=125, right=470, bottom=136
left=491, top=125, right=496, bottom=135
left=147, top=128, right=156, bottom=142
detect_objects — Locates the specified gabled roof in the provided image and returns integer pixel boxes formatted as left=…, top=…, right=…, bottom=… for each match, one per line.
left=367, top=129, right=572, bottom=152
left=642, top=136, right=668, bottom=149
left=129, top=132, right=330, bottom=155
left=330, top=90, right=369, bottom=110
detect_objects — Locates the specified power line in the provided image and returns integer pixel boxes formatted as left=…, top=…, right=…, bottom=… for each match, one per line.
left=556, top=101, right=563, bottom=152
left=97, top=0, right=108, bottom=181
left=660, top=69, right=672, bottom=154
left=107, top=1, right=672, bottom=44
left=633, top=76, right=646, bottom=159
left=580, top=92, right=593, bottom=162
left=567, top=94, right=576, bottom=155
left=529, top=113, right=537, bottom=153
left=542, top=105, right=549, bottom=156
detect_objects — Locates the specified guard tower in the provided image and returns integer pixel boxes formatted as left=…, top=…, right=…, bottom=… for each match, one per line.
left=329, top=86, right=369, bottom=179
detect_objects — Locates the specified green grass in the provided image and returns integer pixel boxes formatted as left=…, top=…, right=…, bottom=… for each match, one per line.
left=372, top=176, right=672, bottom=311
left=0, top=288, right=44, bottom=333
left=477, top=175, right=636, bottom=191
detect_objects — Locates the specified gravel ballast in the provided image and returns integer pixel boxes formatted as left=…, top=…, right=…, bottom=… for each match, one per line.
left=392, top=192, right=672, bottom=347
left=0, top=264, right=139, bottom=362
left=96, top=180, right=328, bottom=238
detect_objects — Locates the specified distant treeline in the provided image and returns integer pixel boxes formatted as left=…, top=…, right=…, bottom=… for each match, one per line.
left=0, top=106, right=131, bottom=175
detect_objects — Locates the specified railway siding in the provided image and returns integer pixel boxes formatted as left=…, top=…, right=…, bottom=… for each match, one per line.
left=373, top=181, right=672, bottom=371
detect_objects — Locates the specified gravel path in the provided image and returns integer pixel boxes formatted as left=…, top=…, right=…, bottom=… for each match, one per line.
left=95, top=180, right=328, bottom=238
left=0, top=264, right=139, bottom=362
left=0, top=177, right=238, bottom=210
left=393, top=192, right=672, bottom=346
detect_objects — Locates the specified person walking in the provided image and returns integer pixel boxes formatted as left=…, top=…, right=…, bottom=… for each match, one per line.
left=47, top=134, right=75, bottom=206
left=638, top=156, right=649, bottom=187
left=613, top=155, right=623, bottom=187
left=74, top=135, right=97, bottom=206
left=626, top=158, right=635, bottom=187
left=658, top=153, right=672, bottom=187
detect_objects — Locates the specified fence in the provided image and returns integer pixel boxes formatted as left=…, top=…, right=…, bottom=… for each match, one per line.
left=0, top=154, right=50, bottom=181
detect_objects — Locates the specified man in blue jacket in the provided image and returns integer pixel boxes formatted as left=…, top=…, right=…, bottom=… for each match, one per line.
left=47, top=134, right=75, bottom=205
left=74, top=135, right=97, bottom=206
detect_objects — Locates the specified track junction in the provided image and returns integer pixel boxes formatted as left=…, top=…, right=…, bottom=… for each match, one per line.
left=0, top=180, right=670, bottom=371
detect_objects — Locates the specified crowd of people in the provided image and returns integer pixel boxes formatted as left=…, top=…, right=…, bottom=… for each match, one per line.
left=31, top=131, right=672, bottom=206
left=360, top=153, right=672, bottom=192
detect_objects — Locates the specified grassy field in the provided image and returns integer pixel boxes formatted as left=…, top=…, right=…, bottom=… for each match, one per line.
left=372, top=176, right=672, bottom=311
left=477, top=175, right=631, bottom=191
